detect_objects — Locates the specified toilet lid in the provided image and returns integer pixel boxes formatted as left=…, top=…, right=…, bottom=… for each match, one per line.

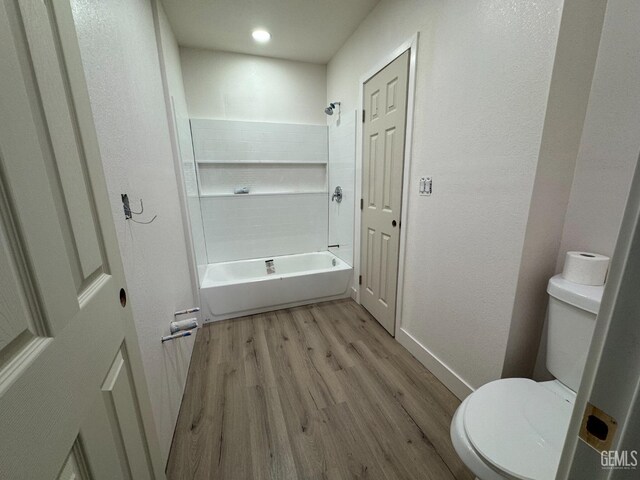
left=464, top=378, right=574, bottom=480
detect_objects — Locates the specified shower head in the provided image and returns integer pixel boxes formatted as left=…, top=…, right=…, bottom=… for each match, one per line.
left=324, top=102, right=340, bottom=115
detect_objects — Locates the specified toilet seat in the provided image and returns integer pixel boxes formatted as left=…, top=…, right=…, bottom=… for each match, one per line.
left=463, top=378, right=575, bottom=480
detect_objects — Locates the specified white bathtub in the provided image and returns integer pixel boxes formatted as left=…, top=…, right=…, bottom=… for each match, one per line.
left=200, top=251, right=352, bottom=321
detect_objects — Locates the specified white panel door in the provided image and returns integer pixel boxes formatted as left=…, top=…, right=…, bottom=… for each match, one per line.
left=361, top=50, right=410, bottom=335
left=0, top=1, right=163, bottom=478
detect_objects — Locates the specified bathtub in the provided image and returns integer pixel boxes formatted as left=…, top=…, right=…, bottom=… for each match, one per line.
left=200, top=251, right=352, bottom=321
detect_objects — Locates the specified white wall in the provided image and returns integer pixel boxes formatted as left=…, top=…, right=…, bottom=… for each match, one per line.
left=181, top=48, right=327, bottom=124
left=328, top=0, right=565, bottom=395
left=156, top=3, right=208, bottom=285
left=533, top=0, right=640, bottom=381
left=556, top=0, right=640, bottom=263
left=502, top=0, right=608, bottom=379
left=72, top=0, right=195, bottom=464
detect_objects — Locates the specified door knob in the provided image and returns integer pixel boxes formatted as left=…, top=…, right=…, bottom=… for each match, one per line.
left=331, top=186, right=343, bottom=203
left=392, top=220, right=397, bottom=227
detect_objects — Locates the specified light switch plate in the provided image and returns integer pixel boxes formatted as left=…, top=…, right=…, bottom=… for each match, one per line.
left=419, top=176, right=432, bottom=196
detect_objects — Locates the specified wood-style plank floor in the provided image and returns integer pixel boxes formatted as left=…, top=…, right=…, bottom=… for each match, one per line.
left=167, top=299, right=474, bottom=480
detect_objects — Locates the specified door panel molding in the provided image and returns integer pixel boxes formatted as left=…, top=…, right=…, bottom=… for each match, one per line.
left=0, top=0, right=164, bottom=477
left=101, top=347, right=154, bottom=480
left=0, top=0, right=79, bottom=334
left=57, top=439, right=91, bottom=480
left=0, top=156, right=47, bottom=340
left=19, top=0, right=106, bottom=288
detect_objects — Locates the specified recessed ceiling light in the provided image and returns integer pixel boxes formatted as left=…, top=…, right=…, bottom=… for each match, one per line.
left=252, top=29, right=271, bottom=43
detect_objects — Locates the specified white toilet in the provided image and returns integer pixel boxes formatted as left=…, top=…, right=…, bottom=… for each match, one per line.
left=450, top=274, right=604, bottom=480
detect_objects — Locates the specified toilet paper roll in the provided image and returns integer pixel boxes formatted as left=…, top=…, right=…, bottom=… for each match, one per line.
left=562, top=251, right=610, bottom=286
left=170, top=318, right=198, bottom=334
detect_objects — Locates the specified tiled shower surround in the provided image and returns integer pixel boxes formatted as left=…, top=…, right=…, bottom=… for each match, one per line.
left=200, top=193, right=328, bottom=263
left=328, top=112, right=356, bottom=266
left=191, top=119, right=332, bottom=263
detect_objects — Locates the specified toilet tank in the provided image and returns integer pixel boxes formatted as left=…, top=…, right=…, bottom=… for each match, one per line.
left=546, top=274, right=604, bottom=392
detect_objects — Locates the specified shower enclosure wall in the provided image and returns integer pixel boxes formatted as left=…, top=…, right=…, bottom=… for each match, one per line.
left=181, top=117, right=355, bottom=322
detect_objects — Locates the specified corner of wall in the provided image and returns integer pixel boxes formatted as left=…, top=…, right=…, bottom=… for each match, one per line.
left=502, top=0, right=608, bottom=379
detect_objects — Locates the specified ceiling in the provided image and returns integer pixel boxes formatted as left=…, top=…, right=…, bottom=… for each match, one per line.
left=160, top=0, right=380, bottom=64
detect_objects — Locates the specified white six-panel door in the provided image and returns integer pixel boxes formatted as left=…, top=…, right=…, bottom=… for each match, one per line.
left=360, top=50, right=410, bottom=335
left=0, top=0, right=163, bottom=478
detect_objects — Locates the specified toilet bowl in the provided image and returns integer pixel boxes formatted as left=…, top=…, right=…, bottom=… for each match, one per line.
left=451, top=379, right=575, bottom=479
left=450, top=275, right=604, bottom=480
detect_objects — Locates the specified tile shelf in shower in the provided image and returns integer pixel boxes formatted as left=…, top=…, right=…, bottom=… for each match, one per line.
left=200, top=191, right=328, bottom=198
left=196, top=160, right=327, bottom=165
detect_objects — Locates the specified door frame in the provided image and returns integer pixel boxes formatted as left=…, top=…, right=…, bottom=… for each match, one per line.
left=354, top=33, right=419, bottom=337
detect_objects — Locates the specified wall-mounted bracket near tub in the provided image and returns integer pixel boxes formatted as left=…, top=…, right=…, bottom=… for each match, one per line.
left=122, top=193, right=133, bottom=219
left=161, top=330, right=193, bottom=343
left=121, top=193, right=157, bottom=225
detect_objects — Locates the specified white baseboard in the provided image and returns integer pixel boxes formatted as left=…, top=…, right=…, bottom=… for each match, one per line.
left=396, top=327, right=474, bottom=400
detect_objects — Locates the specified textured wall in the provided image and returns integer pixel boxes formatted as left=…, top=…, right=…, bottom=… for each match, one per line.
left=503, top=0, right=608, bottom=379
left=533, top=0, right=640, bottom=382
left=181, top=48, right=327, bottom=124
left=156, top=4, right=208, bottom=285
left=556, top=1, right=640, bottom=262
left=71, top=0, right=195, bottom=463
left=328, top=0, right=564, bottom=394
